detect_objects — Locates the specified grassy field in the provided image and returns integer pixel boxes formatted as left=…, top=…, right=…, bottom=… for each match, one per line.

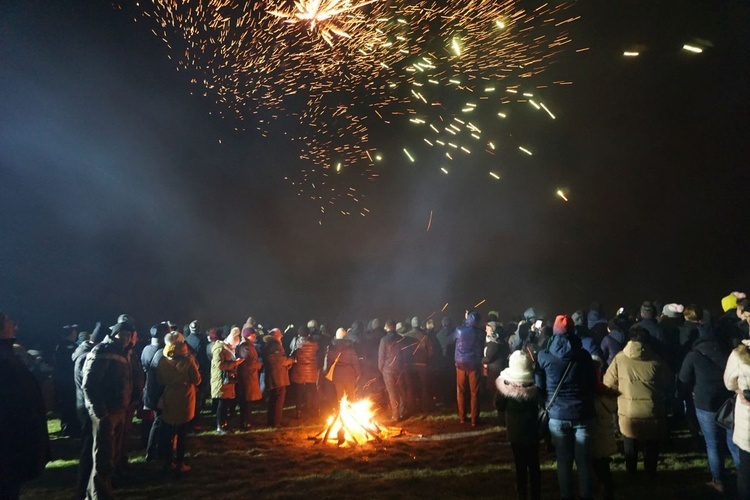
left=24, top=407, right=734, bottom=499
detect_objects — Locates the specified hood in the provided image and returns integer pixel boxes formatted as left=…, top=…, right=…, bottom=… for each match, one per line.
left=623, top=340, right=653, bottom=360
left=587, top=310, right=607, bottom=329
left=693, top=339, right=728, bottom=367
left=607, top=329, right=625, bottom=344
left=72, top=341, right=95, bottom=363
left=465, top=311, right=481, bottom=328
left=547, top=333, right=579, bottom=360
left=496, top=377, right=538, bottom=400
left=734, top=341, right=750, bottom=366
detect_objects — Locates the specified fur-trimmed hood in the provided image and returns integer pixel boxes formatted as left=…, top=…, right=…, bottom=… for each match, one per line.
left=496, top=376, right=538, bottom=401
left=734, top=340, right=750, bottom=366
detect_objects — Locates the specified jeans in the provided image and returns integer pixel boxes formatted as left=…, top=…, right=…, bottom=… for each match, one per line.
left=511, top=442, right=541, bottom=500
left=456, top=368, right=480, bottom=424
left=622, top=437, right=659, bottom=475
left=548, top=418, right=595, bottom=499
left=695, top=407, right=741, bottom=481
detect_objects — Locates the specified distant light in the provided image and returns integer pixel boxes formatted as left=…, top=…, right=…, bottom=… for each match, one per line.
left=485, top=87, right=495, bottom=92
left=489, top=172, right=501, bottom=180
left=683, top=44, right=703, bottom=53
left=440, top=167, right=449, bottom=174
left=519, top=146, right=533, bottom=155
left=497, top=112, right=507, bottom=118
left=523, top=92, right=534, bottom=97
left=623, top=51, right=639, bottom=57
left=375, top=154, right=383, bottom=161
left=556, top=189, right=569, bottom=202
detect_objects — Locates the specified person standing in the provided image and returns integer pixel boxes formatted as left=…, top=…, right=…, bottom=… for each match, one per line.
left=185, top=320, right=210, bottom=421
left=379, top=320, right=407, bottom=421
left=157, top=341, right=201, bottom=476
left=325, top=328, right=361, bottom=403
left=142, top=323, right=169, bottom=462
left=263, top=328, right=295, bottom=427
left=604, top=326, right=671, bottom=476
left=723, top=338, right=750, bottom=500
left=405, top=317, right=433, bottom=414
left=235, top=327, right=263, bottom=428
left=289, top=326, right=320, bottom=420
left=454, top=310, right=484, bottom=426
left=53, top=325, right=80, bottom=437
left=0, top=312, right=50, bottom=500
left=211, top=327, right=244, bottom=433
left=483, top=321, right=509, bottom=412
left=81, top=321, right=135, bottom=499
left=536, top=315, right=597, bottom=500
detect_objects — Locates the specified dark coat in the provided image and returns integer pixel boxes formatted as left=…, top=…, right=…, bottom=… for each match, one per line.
left=535, top=333, right=597, bottom=421
left=678, top=337, right=733, bottom=412
left=325, top=339, right=361, bottom=385
left=600, top=330, right=625, bottom=367
left=72, top=341, right=96, bottom=416
left=236, top=340, right=263, bottom=402
left=53, top=338, right=77, bottom=403
left=714, top=311, right=747, bottom=350
left=0, top=338, right=50, bottom=486
left=436, top=325, right=456, bottom=360
left=453, top=312, right=483, bottom=371
left=262, top=336, right=294, bottom=390
left=483, top=341, right=509, bottom=384
left=405, top=329, right=433, bottom=366
left=290, top=337, right=320, bottom=384
left=140, top=341, right=164, bottom=411
left=82, top=338, right=133, bottom=418
left=379, top=330, right=405, bottom=374
left=127, top=348, right=145, bottom=412
left=495, top=376, right=539, bottom=444
left=186, top=332, right=210, bottom=375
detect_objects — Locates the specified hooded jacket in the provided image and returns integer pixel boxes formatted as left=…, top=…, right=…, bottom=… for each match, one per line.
left=723, top=340, right=750, bottom=452
left=81, top=337, right=133, bottom=418
left=535, top=333, right=597, bottom=421
left=236, top=339, right=263, bottom=402
left=453, top=312, right=484, bottom=371
left=679, top=337, right=732, bottom=412
left=495, top=376, right=539, bottom=444
left=262, top=336, right=294, bottom=390
left=603, top=341, right=671, bottom=440
left=186, top=331, right=210, bottom=376
left=587, top=310, right=609, bottom=344
left=600, top=329, right=625, bottom=368
left=157, top=351, right=201, bottom=425
left=210, top=341, right=240, bottom=399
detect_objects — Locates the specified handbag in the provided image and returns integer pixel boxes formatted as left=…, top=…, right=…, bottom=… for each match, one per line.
left=325, top=353, right=341, bottom=382
left=222, top=369, right=238, bottom=385
left=715, top=393, right=736, bottom=430
left=537, top=361, right=573, bottom=439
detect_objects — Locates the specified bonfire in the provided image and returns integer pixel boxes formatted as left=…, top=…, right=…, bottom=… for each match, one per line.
left=311, top=394, right=402, bottom=446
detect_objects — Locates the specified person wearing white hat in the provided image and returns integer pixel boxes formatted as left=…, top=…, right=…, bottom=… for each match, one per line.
left=496, top=351, right=541, bottom=500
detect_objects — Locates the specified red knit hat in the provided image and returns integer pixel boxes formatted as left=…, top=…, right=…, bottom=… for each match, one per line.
left=553, top=315, right=572, bottom=335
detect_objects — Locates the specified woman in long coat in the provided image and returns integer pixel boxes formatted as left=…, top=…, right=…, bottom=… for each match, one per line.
left=724, top=338, right=750, bottom=500
left=157, top=341, right=201, bottom=474
left=235, top=327, right=262, bottom=429
left=324, top=328, right=361, bottom=403
left=210, top=327, right=244, bottom=433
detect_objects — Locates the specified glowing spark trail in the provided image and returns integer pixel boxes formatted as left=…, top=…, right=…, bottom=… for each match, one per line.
left=556, top=189, right=569, bottom=202
left=426, top=210, right=433, bottom=232
left=682, top=44, right=703, bottom=53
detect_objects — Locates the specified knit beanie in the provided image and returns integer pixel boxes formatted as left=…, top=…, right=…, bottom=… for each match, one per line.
left=553, top=315, right=572, bottom=335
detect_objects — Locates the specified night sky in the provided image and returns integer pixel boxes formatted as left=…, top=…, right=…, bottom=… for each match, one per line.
left=2, top=0, right=749, bottom=344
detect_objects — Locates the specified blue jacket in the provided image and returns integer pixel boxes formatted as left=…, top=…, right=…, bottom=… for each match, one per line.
left=600, top=330, right=625, bottom=367
left=536, top=333, right=596, bottom=420
left=453, top=312, right=484, bottom=371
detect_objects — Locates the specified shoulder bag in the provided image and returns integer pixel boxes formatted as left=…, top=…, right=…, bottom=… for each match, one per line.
left=538, top=361, right=573, bottom=439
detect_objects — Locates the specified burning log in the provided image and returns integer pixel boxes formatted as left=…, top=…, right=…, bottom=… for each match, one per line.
left=312, top=394, right=398, bottom=446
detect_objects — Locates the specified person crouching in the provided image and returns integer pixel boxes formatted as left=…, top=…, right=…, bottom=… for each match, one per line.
left=496, top=351, right=541, bottom=500
left=157, top=341, right=201, bottom=476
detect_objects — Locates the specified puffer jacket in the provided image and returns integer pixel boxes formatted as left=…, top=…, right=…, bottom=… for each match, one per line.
left=236, top=340, right=263, bottom=402
left=210, top=341, right=240, bottom=399
left=454, top=312, right=484, bottom=371
left=379, top=331, right=406, bottom=374
left=495, top=376, right=539, bottom=445
left=679, top=337, right=732, bottom=412
left=157, top=351, right=201, bottom=425
left=325, top=339, right=361, bottom=385
left=724, top=340, right=750, bottom=452
left=72, top=341, right=96, bottom=418
left=290, top=337, right=320, bottom=384
left=603, top=340, right=671, bottom=440
left=82, top=338, right=133, bottom=418
left=535, top=333, right=597, bottom=421
left=262, top=336, right=294, bottom=390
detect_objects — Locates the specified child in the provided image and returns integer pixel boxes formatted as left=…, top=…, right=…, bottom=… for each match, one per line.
left=496, top=351, right=540, bottom=500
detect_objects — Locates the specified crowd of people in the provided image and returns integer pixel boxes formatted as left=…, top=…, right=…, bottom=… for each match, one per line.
left=1, top=290, right=750, bottom=500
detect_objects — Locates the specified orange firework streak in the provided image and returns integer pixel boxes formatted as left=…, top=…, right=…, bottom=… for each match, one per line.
left=426, top=210, right=433, bottom=232
left=473, top=298, right=486, bottom=309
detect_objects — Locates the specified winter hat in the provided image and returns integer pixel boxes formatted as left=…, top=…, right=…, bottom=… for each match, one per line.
left=411, top=316, right=420, bottom=328
left=371, top=318, right=381, bottom=329
left=396, top=322, right=408, bottom=334
left=523, top=307, right=537, bottom=322
left=110, top=322, right=135, bottom=337
left=553, top=315, right=573, bottom=335
left=335, top=328, right=347, bottom=339
left=662, top=303, right=685, bottom=318
left=150, top=322, right=169, bottom=339
left=110, top=313, right=134, bottom=330
left=499, top=351, right=535, bottom=384
left=571, top=310, right=585, bottom=326
left=722, top=292, right=746, bottom=312
left=488, top=311, right=500, bottom=322
left=90, top=324, right=108, bottom=344
left=189, top=320, right=201, bottom=335
left=269, top=328, right=283, bottom=339
left=486, top=322, right=500, bottom=342
left=242, top=327, right=257, bottom=338
left=225, top=327, right=241, bottom=348
left=172, top=341, right=189, bottom=358
left=640, top=301, right=655, bottom=319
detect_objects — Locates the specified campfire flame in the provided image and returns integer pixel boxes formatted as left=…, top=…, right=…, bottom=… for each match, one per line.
left=316, top=394, right=392, bottom=446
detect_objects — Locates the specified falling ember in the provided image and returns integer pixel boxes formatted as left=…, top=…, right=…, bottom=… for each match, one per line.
left=312, top=395, right=397, bottom=446
left=440, top=167, right=449, bottom=174
left=518, top=146, right=533, bottom=156
left=682, top=44, right=703, bottom=53
left=441, top=302, right=449, bottom=312
left=473, top=298, right=486, bottom=308
left=403, top=148, right=415, bottom=162
left=623, top=51, right=639, bottom=57
left=426, top=210, right=433, bottom=232
left=489, top=171, right=500, bottom=180
left=540, top=103, right=556, bottom=119
left=556, top=189, right=569, bottom=202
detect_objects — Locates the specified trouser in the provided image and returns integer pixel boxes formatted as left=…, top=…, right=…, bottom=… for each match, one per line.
left=623, top=437, right=659, bottom=475
left=117, top=407, right=136, bottom=469
left=146, top=409, right=165, bottom=461
left=695, top=407, right=740, bottom=481
left=591, top=457, right=614, bottom=500
left=382, top=371, right=406, bottom=419
left=739, top=448, right=750, bottom=500
left=456, top=368, right=480, bottom=424
left=267, top=387, right=286, bottom=427
left=510, top=442, right=541, bottom=500
left=75, top=416, right=94, bottom=499
left=216, top=399, right=230, bottom=429
left=164, top=423, right=188, bottom=465
left=412, top=364, right=430, bottom=413
left=238, top=399, right=256, bottom=426
left=293, top=382, right=319, bottom=417
left=548, top=418, right=595, bottom=499
left=88, top=411, right=127, bottom=500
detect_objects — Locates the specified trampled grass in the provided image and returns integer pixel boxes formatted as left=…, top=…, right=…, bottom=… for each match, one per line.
left=29, top=409, right=734, bottom=499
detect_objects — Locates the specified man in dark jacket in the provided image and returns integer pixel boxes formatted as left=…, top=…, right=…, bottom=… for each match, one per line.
left=379, top=320, right=407, bottom=421
left=0, top=312, right=50, bottom=500
left=72, top=322, right=107, bottom=499
left=54, top=325, right=81, bottom=437
left=262, top=329, right=295, bottom=427
left=82, top=322, right=135, bottom=499
left=435, top=316, right=456, bottom=408
left=141, top=323, right=168, bottom=462
left=453, top=310, right=484, bottom=426
left=600, top=315, right=628, bottom=369
left=635, top=301, right=667, bottom=355
left=185, top=320, right=210, bottom=417
left=536, top=315, right=597, bottom=500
